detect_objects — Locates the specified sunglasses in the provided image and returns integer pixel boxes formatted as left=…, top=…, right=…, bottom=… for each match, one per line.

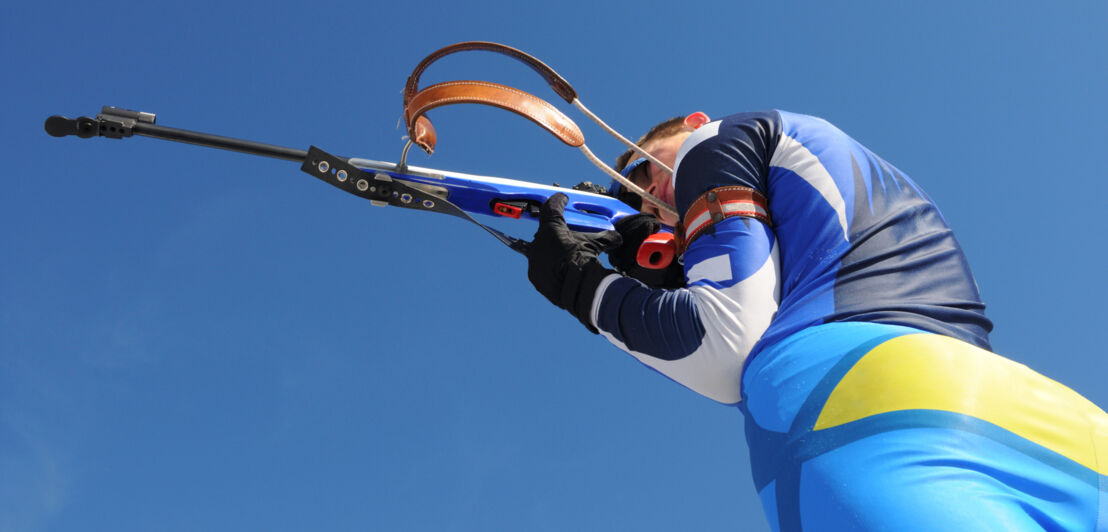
left=611, top=157, right=650, bottom=211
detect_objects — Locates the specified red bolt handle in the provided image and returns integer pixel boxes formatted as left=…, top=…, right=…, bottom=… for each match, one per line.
left=636, top=232, right=676, bottom=270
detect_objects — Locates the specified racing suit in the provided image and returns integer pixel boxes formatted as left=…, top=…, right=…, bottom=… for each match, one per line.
left=590, top=111, right=1108, bottom=531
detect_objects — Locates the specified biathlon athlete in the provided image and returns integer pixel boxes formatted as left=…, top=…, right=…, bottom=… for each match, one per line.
left=526, top=110, right=1108, bottom=531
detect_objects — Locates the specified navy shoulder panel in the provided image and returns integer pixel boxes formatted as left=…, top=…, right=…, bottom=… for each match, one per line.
left=674, top=111, right=781, bottom=215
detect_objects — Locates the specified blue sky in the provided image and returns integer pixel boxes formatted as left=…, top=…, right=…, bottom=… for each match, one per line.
left=4, top=1, right=1107, bottom=530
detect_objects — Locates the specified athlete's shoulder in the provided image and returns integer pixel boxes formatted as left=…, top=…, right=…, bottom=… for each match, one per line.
left=673, top=110, right=783, bottom=212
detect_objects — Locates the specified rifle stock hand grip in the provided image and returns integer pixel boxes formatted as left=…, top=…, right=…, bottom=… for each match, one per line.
left=636, top=232, right=676, bottom=270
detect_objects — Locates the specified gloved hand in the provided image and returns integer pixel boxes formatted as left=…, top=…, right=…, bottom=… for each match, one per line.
left=527, top=193, right=622, bottom=333
left=608, top=213, right=686, bottom=289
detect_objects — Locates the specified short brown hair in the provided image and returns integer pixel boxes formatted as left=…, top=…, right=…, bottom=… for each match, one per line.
left=613, top=116, right=691, bottom=181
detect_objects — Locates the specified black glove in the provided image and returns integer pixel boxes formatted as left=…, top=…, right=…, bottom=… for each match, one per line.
left=527, top=194, right=622, bottom=333
left=607, top=213, right=686, bottom=289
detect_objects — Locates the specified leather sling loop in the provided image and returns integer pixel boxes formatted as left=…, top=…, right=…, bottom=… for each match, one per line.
left=404, top=41, right=576, bottom=107
left=405, top=81, right=585, bottom=154
left=403, top=42, right=579, bottom=155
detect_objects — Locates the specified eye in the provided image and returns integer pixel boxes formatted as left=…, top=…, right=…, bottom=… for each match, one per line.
left=632, top=163, right=652, bottom=186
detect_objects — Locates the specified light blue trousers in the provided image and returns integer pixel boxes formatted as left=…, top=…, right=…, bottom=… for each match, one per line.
left=740, top=322, right=1108, bottom=531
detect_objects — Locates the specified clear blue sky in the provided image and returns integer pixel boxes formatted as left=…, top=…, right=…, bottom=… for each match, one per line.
left=4, top=1, right=1106, bottom=530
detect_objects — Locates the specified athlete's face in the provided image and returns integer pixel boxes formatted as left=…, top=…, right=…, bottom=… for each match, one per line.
left=637, top=132, right=690, bottom=226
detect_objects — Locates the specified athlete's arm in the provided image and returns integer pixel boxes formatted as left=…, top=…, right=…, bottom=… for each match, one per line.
left=591, top=216, right=779, bottom=404
left=588, top=112, right=783, bottom=404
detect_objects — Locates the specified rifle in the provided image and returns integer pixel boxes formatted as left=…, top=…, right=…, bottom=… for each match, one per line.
left=43, top=42, right=679, bottom=268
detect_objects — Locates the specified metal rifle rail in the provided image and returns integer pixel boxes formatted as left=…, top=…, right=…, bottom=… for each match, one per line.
left=45, top=107, right=643, bottom=256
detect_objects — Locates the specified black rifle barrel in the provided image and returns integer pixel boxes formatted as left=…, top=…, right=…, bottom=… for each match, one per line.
left=130, top=121, right=308, bottom=163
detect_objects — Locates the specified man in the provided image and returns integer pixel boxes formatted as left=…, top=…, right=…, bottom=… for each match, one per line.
left=527, top=110, right=1108, bottom=531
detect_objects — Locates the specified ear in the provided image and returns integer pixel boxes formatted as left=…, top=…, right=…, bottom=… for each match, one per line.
left=684, top=111, right=710, bottom=129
